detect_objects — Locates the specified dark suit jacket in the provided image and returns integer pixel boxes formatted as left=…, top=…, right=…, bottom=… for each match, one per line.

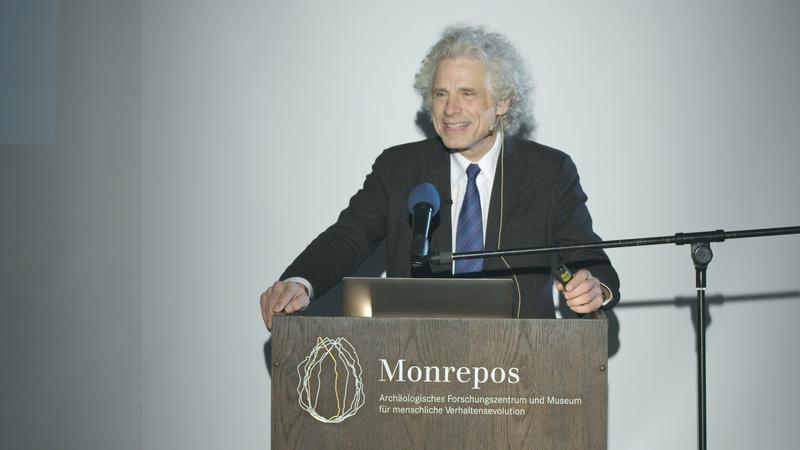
left=281, top=136, right=620, bottom=318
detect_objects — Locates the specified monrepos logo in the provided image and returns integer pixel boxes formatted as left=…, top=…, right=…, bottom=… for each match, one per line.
left=296, top=337, right=365, bottom=423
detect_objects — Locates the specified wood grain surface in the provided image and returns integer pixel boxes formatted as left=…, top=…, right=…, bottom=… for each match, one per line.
left=272, top=316, right=607, bottom=449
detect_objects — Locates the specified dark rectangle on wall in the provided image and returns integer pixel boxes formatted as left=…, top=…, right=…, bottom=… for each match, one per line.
left=0, top=0, right=59, bottom=144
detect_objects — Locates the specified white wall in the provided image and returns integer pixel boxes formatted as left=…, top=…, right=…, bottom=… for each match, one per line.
left=4, top=1, right=798, bottom=449
left=140, top=1, right=799, bottom=449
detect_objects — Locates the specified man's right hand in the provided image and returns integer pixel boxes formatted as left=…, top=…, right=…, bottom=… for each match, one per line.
left=260, top=280, right=310, bottom=330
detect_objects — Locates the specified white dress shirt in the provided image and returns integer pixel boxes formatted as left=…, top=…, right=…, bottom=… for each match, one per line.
left=449, top=132, right=503, bottom=254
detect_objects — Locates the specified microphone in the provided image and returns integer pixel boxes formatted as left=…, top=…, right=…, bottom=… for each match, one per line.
left=407, top=183, right=441, bottom=269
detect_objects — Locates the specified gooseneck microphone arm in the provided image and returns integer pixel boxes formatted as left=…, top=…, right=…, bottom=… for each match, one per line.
left=430, top=224, right=800, bottom=450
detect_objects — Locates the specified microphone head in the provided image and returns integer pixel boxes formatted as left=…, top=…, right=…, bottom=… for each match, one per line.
left=407, top=182, right=441, bottom=215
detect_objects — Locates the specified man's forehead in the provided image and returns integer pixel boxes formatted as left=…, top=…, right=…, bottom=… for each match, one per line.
left=433, top=57, right=490, bottom=88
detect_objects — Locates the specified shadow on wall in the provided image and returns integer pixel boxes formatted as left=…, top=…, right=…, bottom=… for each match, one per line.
left=415, top=110, right=437, bottom=139
left=613, top=290, right=800, bottom=354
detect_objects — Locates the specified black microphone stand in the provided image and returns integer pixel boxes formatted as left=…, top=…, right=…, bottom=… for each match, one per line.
left=430, top=225, right=800, bottom=450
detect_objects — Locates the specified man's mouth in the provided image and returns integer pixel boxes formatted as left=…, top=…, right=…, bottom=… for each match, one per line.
left=444, top=121, right=469, bottom=129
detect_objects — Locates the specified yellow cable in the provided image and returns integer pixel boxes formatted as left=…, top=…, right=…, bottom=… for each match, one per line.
left=318, top=337, right=342, bottom=420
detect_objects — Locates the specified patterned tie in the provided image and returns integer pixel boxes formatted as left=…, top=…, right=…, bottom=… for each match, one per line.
left=455, top=164, right=484, bottom=274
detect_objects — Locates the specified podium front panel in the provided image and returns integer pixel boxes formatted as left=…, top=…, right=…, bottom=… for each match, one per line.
left=271, top=316, right=607, bottom=449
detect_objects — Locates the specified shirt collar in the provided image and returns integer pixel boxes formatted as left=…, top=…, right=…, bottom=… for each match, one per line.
left=450, top=132, right=503, bottom=187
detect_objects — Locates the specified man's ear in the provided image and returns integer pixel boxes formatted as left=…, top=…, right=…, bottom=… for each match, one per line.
left=496, top=97, right=511, bottom=116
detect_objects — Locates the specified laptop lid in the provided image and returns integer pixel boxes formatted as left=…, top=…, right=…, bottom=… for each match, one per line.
left=342, top=277, right=514, bottom=319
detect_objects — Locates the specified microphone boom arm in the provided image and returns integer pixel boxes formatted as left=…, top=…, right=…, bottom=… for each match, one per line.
left=429, top=226, right=800, bottom=265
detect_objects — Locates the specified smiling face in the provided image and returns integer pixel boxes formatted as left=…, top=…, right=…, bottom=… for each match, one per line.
left=431, top=57, right=510, bottom=161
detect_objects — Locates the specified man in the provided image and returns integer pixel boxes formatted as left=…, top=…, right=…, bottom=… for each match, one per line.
left=261, top=25, right=619, bottom=330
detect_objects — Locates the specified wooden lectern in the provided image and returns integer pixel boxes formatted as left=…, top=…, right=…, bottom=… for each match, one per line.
left=271, top=313, right=608, bottom=449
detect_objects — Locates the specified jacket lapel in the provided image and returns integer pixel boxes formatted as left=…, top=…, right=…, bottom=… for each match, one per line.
left=484, top=137, right=527, bottom=270
left=423, top=142, right=452, bottom=259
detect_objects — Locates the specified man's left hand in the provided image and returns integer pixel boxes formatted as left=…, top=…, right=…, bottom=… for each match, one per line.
left=556, top=269, right=604, bottom=314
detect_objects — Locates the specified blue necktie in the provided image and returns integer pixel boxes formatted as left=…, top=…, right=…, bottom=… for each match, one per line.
left=455, top=164, right=484, bottom=274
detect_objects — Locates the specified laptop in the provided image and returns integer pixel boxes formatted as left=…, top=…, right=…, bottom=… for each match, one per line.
left=342, top=277, right=514, bottom=319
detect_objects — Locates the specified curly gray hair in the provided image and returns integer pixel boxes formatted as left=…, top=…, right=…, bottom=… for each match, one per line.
left=414, top=25, right=534, bottom=137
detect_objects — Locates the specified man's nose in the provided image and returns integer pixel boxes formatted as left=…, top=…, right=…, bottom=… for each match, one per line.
left=444, top=96, right=461, bottom=115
